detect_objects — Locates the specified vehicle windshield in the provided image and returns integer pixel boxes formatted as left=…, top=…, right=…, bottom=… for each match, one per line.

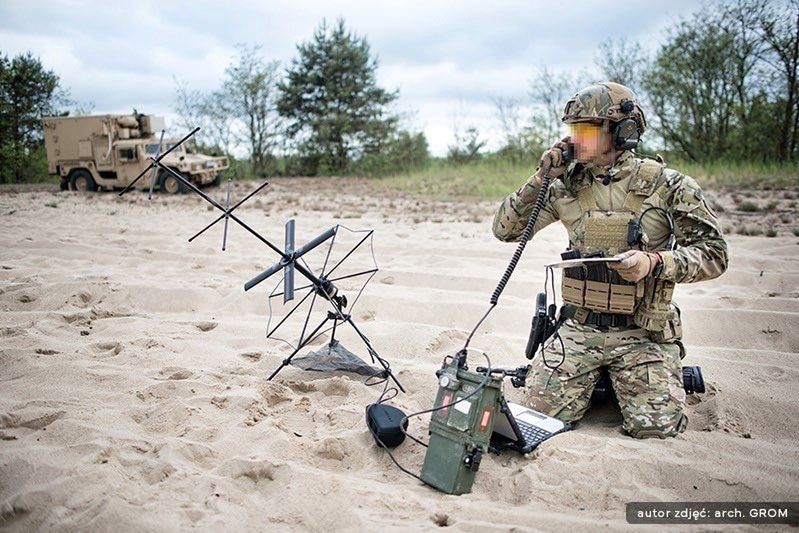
left=145, top=142, right=182, bottom=155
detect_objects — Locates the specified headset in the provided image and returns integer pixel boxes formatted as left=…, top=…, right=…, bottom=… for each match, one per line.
left=610, top=99, right=642, bottom=151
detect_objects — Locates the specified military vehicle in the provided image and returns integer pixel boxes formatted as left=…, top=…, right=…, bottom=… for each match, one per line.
left=42, top=113, right=229, bottom=193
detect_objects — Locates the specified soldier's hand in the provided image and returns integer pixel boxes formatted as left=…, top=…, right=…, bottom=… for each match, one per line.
left=530, top=137, right=571, bottom=187
left=609, top=250, right=659, bottom=282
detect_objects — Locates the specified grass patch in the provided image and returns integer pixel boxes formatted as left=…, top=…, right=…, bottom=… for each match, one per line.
left=737, top=224, right=764, bottom=236
left=737, top=200, right=760, bottom=212
left=378, top=158, right=536, bottom=200
left=765, top=228, right=778, bottom=237
left=378, top=157, right=797, bottom=201
left=669, top=159, right=798, bottom=190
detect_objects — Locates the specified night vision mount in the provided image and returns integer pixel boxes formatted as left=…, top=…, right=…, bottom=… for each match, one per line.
left=118, top=127, right=404, bottom=392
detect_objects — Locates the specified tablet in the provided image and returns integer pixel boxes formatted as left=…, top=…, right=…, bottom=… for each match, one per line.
left=545, top=257, right=623, bottom=269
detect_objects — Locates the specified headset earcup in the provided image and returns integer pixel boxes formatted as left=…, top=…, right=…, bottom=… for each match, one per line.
left=612, top=119, right=640, bottom=150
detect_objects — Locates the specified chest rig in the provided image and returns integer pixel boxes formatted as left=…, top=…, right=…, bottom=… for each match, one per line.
left=561, top=159, right=673, bottom=327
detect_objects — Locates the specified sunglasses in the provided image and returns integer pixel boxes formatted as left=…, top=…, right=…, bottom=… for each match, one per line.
left=568, top=123, right=605, bottom=139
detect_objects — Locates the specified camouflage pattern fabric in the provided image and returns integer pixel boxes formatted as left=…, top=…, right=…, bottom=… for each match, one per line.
left=561, top=81, right=647, bottom=133
left=525, top=320, right=687, bottom=438
left=492, top=150, right=727, bottom=438
left=492, top=151, right=729, bottom=285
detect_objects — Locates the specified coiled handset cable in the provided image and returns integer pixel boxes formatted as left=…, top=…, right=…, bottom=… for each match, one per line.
left=462, top=146, right=570, bottom=353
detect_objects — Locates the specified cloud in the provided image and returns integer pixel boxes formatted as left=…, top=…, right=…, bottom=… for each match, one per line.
left=1, top=0, right=703, bottom=155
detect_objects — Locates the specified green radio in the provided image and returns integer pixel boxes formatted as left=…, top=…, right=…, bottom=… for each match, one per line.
left=420, top=354, right=503, bottom=495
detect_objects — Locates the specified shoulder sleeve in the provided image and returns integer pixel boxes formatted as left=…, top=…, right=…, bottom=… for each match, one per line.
left=658, top=170, right=729, bottom=283
left=492, top=177, right=561, bottom=242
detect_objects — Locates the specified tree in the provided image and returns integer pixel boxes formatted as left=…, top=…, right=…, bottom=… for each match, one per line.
left=595, top=38, right=649, bottom=95
left=641, top=1, right=796, bottom=163
left=174, top=77, right=235, bottom=155
left=447, top=126, right=486, bottom=164
left=758, top=0, right=799, bottom=161
left=492, top=96, right=532, bottom=163
left=353, top=129, right=429, bottom=175
left=643, top=13, right=744, bottom=162
left=0, top=52, right=66, bottom=183
left=223, top=45, right=282, bottom=176
left=173, top=45, right=281, bottom=176
left=527, top=67, right=590, bottom=149
left=278, top=19, right=398, bottom=175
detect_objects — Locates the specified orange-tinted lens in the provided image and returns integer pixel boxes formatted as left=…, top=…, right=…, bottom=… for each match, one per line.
left=569, top=123, right=602, bottom=138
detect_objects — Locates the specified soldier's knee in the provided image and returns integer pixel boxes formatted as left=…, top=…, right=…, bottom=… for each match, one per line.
left=626, top=413, right=687, bottom=439
left=524, top=385, right=590, bottom=424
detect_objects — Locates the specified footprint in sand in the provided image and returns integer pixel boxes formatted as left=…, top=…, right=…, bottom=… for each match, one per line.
left=0, top=410, right=66, bottom=430
left=260, top=382, right=293, bottom=406
left=686, top=383, right=751, bottom=436
left=154, top=367, right=194, bottom=380
left=314, top=437, right=349, bottom=461
left=211, top=396, right=229, bottom=409
left=218, top=459, right=279, bottom=484
left=285, top=380, right=317, bottom=394
left=380, top=276, right=395, bottom=285
left=91, top=341, right=123, bottom=356
left=238, top=351, right=262, bottom=362
left=426, top=329, right=468, bottom=353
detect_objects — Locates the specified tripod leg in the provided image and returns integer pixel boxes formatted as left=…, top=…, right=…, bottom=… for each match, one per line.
left=345, top=317, right=406, bottom=393
left=329, top=317, right=338, bottom=347
left=267, top=317, right=329, bottom=381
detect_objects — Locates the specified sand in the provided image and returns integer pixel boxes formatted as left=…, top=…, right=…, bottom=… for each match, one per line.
left=1, top=179, right=797, bottom=531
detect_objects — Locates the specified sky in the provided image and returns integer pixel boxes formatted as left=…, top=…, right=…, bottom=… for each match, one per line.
left=1, top=0, right=704, bottom=156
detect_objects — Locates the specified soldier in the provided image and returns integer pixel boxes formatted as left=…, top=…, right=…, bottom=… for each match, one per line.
left=492, top=82, right=728, bottom=438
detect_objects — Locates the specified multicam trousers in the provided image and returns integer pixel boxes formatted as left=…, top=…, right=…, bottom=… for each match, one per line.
left=525, top=319, right=687, bottom=438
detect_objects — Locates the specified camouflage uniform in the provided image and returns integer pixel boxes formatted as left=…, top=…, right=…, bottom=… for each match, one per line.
left=493, top=137, right=728, bottom=439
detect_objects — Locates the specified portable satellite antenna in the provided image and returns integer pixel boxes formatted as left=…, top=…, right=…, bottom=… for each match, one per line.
left=118, top=127, right=404, bottom=392
left=244, top=221, right=405, bottom=392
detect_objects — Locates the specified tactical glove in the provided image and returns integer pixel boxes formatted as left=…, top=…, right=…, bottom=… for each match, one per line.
left=610, top=250, right=660, bottom=283
left=531, top=137, right=571, bottom=186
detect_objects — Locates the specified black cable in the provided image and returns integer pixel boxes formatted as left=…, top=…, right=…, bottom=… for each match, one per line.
left=366, top=350, right=492, bottom=487
left=490, top=174, right=554, bottom=305
left=637, top=206, right=675, bottom=251
left=539, top=266, right=566, bottom=370
left=462, top=173, right=554, bottom=351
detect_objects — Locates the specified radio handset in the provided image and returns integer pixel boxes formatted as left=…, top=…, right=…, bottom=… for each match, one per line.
left=561, top=141, right=574, bottom=166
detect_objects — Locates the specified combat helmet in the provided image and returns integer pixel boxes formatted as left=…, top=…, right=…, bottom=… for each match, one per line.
left=562, top=82, right=647, bottom=134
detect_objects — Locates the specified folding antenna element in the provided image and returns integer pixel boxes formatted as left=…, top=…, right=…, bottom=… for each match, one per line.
left=243, top=225, right=337, bottom=294
left=118, top=127, right=200, bottom=197
left=283, top=219, right=295, bottom=303
left=147, top=129, right=165, bottom=199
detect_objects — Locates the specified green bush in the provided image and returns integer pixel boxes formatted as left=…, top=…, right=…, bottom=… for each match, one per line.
left=738, top=200, right=760, bottom=212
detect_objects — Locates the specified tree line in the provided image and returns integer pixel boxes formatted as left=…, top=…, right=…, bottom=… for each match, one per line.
left=0, top=1, right=796, bottom=184
left=495, top=0, right=798, bottom=165
left=174, top=20, right=428, bottom=178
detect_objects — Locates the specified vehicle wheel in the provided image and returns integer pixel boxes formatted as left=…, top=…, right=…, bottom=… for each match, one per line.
left=211, top=173, right=222, bottom=187
left=159, top=168, right=187, bottom=194
left=59, top=179, right=69, bottom=191
left=70, top=170, right=97, bottom=192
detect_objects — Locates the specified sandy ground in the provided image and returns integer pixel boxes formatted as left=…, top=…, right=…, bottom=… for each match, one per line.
left=1, top=179, right=797, bottom=531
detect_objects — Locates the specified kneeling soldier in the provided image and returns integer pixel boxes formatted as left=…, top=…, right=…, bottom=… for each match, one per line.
left=492, top=82, right=728, bottom=438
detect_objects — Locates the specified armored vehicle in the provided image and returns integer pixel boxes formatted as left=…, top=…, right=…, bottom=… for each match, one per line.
left=42, top=113, right=229, bottom=193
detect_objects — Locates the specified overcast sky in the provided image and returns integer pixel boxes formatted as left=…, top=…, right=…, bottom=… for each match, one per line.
left=1, top=0, right=703, bottom=155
